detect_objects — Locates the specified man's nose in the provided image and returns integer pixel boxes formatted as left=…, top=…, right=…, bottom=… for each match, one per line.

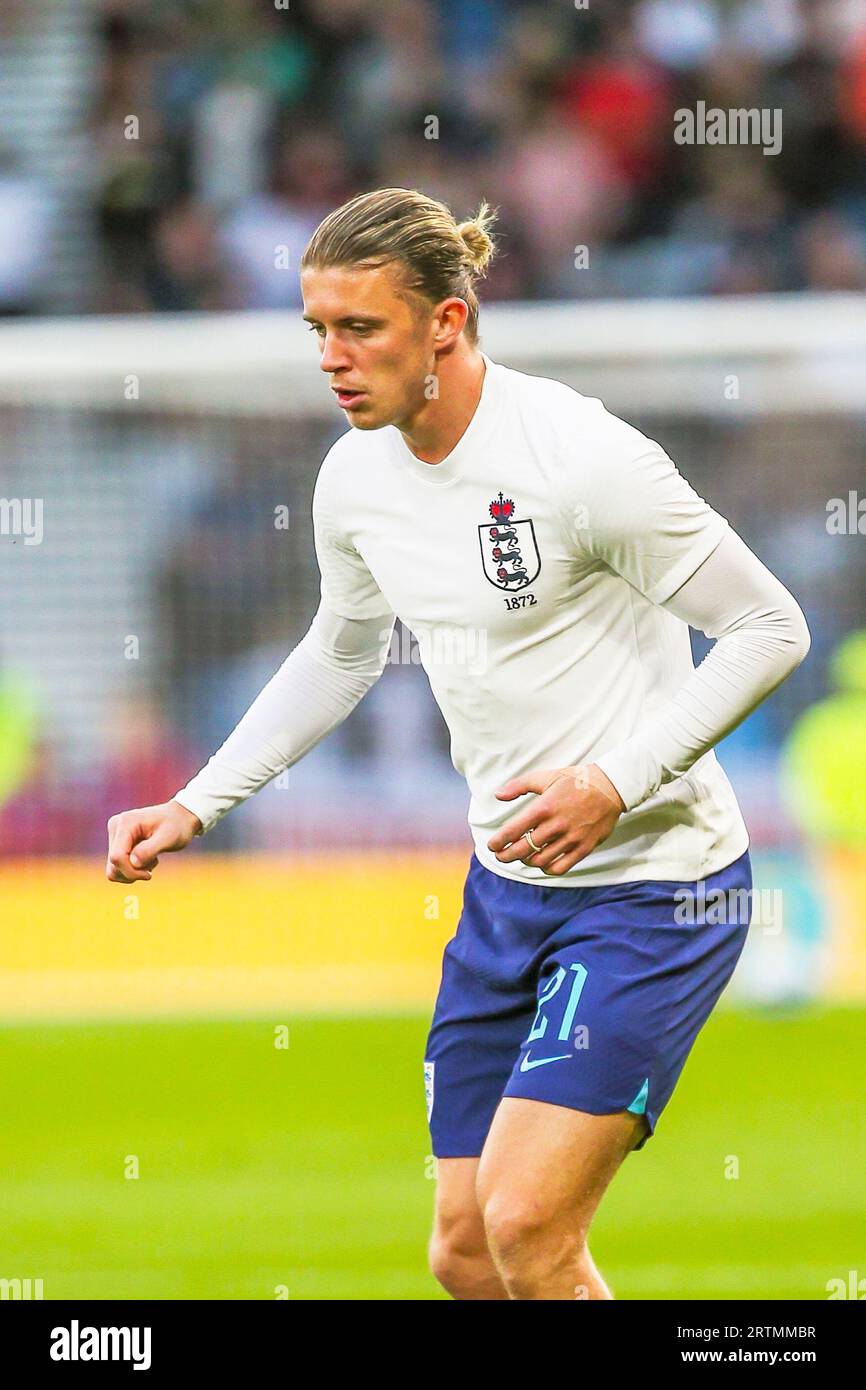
left=319, top=333, right=351, bottom=374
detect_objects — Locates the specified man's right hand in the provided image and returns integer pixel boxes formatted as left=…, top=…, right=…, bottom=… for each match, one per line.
left=106, top=801, right=203, bottom=883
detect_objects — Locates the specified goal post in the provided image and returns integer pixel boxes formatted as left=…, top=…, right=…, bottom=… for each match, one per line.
left=0, top=292, right=863, bottom=416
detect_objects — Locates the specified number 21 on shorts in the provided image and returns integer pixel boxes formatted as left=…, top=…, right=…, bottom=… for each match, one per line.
left=526, top=963, right=588, bottom=1045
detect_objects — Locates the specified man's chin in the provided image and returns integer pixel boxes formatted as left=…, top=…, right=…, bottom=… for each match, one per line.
left=344, top=407, right=387, bottom=430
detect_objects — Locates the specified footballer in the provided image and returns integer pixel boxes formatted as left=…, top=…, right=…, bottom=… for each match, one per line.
left=107, top=188, right=810, bottom=1300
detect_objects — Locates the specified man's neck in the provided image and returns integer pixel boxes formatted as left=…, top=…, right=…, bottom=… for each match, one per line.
left=397, top=346, right=486, bottom=465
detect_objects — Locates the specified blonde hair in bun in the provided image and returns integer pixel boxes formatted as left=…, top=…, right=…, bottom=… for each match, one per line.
left=456, top=200, right=498, bottom=277
left=303, top=187, right=499, bottom=344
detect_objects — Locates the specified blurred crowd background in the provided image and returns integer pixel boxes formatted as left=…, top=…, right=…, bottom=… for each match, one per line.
left=0, top=0, right=865, bottom=1006
left=2, top=0, right=866, bottom=315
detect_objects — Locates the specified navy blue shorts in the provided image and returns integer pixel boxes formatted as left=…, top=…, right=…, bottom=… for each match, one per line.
left=424, top=849, right=752, bottom=1157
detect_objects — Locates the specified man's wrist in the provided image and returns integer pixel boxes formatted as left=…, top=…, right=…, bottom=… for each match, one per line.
left=171, top=798, right=204, bottom=837
left=585, top=763, right=626, bottom=812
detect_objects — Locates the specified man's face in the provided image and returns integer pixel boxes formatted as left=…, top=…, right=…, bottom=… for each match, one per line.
left=301, top=263, right=435, bottom=430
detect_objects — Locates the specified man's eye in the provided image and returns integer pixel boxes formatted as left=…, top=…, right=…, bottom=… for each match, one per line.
left=307, top=324, right=324, bottom=335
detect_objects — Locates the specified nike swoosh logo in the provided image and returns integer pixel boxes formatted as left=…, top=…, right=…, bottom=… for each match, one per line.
left=519, top=1050, right=571, bottom=1072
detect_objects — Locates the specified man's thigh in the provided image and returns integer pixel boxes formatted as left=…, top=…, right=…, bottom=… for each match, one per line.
left=432, top=1100, right=646, bottom=1239
left=476, top=1097, right=648, bottom=1239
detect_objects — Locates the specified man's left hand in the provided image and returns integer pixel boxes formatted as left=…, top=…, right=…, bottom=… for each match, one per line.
left=486, top=763, right=626, bottom=875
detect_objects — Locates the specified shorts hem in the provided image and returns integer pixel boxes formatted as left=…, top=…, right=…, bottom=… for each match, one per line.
left=499, top=1086, right=659, bottom=1146
left=431, top=1143, right=486, bottom=1160
left=431, top=1103, right=659, bottom=1160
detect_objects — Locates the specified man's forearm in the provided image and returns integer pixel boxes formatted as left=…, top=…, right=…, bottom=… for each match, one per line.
left=173, top=603, right=395, bottom=834
left=594, top=529, right=811, bottom=812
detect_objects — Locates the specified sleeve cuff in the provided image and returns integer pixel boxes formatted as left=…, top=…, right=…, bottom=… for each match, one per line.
left=593, top=744, right=660, bottom=814
left=171, top=791, right=214, bottom=836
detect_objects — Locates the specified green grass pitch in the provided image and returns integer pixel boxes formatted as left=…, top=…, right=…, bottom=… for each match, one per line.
left=0, top=1007, right=863, bottom=1299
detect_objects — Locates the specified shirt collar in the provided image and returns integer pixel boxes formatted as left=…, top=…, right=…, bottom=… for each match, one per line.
left=387, top=352, right=503, bottom=488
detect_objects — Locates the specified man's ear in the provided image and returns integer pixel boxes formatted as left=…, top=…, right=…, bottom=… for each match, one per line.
left=432, top=296, right=470, bottom=349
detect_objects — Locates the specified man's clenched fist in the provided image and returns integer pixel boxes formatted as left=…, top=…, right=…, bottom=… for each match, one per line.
left=106, top=801, right=203, bottom=883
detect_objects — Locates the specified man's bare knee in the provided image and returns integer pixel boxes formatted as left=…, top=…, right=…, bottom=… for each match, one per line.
left=430, top=1155, right=508, bottom=1299
left=481, top=1191, right=585, bottom=1295
left=428, top=1213, right=503, bottom=1299
left=480, top=1196, right=611, bottom=1299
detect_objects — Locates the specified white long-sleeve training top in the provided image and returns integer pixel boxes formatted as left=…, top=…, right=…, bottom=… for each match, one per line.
left=173, top=354, right=810, bottom=885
